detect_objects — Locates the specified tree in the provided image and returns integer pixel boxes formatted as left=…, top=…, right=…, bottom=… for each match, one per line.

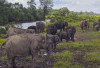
left=39, top=0, right=53, bottom=20
left=27, top=0, right=35, bottom=9
left=59, top=7, right=69, bottom=16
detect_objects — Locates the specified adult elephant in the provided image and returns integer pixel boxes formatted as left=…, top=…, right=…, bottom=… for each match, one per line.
left=2, top=34, right=60, bottom=68
left=93, top=20, right=100, bottom=31
left=7, top=27, right=35, bottom=36
left=46, top=24, right=57, bottom=35
left=36, top=21, right=45, bottom=33
left=54, top=21, right=68, bottom=32
left=27, top=25, right=36, bottom=32
left=80, top=20, right=89, bottom=30
left=65, top=25, right=76, bottom=41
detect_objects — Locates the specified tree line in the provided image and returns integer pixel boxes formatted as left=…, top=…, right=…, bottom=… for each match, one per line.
left=46, top=7, right=100, bottom=23
left=0, top=0, right=53, bottom=25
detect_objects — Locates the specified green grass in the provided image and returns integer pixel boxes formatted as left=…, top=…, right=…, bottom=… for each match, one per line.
left=54, top=61, right=85, bottom=68
left=0, top=39, right=6, bottom=46
left=45, top=22, right=53, bottom=27
left=1, top=20, right=100, bottom=68
left=25, top=56, right=32, bottom=61
left=84, top=52, right=100, bottom=62
left=58, top=39, right=100, bottom=52
left=52, top=51, right=73, bottom=61
left=53, top=61, right=72, bottom=68
left=1, top=56, right=7, bottom=62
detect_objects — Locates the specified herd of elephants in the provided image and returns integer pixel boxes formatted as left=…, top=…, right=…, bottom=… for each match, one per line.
left=1, top=19, right=100, bottom=68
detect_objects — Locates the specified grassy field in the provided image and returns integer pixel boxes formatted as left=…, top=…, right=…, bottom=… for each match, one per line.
left=52, top=21, right=100, bottom=68
left=0, top=21, right=100, bottom=68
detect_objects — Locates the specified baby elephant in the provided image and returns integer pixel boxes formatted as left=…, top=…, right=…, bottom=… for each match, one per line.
left=27, top=25, right=36, bottom=32
left=57, top=31, right=70, bottom=42
left=36, top=21, right=45, bottom=33
left=65, top=26, right=76, bottom=42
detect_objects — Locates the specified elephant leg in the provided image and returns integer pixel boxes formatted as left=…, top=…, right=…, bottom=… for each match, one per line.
left=32, top=50, right=38, bottom=62
left=88, top=26, right=89, bottom=29
left=60, top=38, right=62, bottom=42
left=96, top=27, right=99, bottom=31
left=7, top=57, right=16, bottom=68
left=71, top=34, right=75, bottom=42
left=63, top=27, right=65, bottom=31
left=46, top=50, right=51, bottom=64
left=81, top=27, right=83, bottom=30
left=7, top=59, right=12, bottom=68
left=53, top=44, right=56, bottom=52
left=60, top=29, right=62, bottom=32
left=66, top=37, right=69, bottom=42
left=51, top=44, right=54, bottom=52
left=12, top=57, right=16, bottom=68
left=46, top=45, right=52, bottom=60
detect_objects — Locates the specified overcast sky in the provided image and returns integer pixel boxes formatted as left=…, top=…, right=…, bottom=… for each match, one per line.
left=7, top=0, right=100, bottom=13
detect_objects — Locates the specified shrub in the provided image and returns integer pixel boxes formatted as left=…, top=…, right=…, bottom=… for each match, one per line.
left=1, top=56, right=7, bottom=62
left=0, top=28, right=6, bottom=34
left=0, top=39, right=6, bottom=46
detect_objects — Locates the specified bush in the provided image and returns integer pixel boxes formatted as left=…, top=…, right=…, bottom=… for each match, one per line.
left=0, top=28, right=6, bottom=34
left=1, top=56, right=7, bottom=62
left=0, top=39, right=6, bottom=46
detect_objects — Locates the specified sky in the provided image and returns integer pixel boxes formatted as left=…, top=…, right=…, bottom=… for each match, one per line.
left=7, top=0, right=100, bottom=13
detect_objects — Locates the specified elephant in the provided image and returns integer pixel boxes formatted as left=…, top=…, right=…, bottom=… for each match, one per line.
left=27, top=26, right=36, bottom=32
left=93, top=20, right=100, bottom=31
left=2, top=34, right=60, bottom=68
left=65, top=25, right=76, bottom=41
left=54, top=21, right=68, bottom=32
left=46, top=24, right=57, bottom=35
left=36, top=21, right=45, bottom=33
left=47, top=34, right=61, bottom=52
left=80, top=20, right=89, bottom=30
left=7, top=27, right=35, bottom=36
left=57, top=31, right=70, bottom=42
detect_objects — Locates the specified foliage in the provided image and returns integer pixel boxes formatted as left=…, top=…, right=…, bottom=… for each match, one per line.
left=47, top=8, right=100, bottom=23
left=0, top=0, right=46, bottom=25
left=0, top=28, right=6, bottom=34
left=0, top=39, right=6, bottom=46
left=39, top=0, right=53, bottom=20
left=1, top=56, right=7, bottom=62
